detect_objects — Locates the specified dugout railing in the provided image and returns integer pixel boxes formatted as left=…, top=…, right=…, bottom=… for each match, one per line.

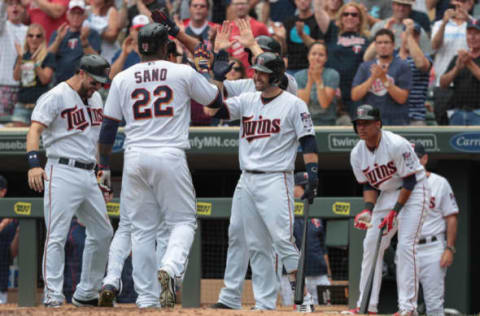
left=0, top=126, right=478, bottom=313
left=0, top=196, right=362, bottom=307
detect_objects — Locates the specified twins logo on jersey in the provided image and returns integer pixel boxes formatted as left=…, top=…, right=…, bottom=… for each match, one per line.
left=402, top=151, right=416, bottom=170
left=241, top=115, right=280, bottom=142
left=61, top=105, right=103, bottom=131
left=370, top=75, right=394, bottom=96
left=362, top=161, right=397, bottom=188
left=301, top=112, right=313, bottom=131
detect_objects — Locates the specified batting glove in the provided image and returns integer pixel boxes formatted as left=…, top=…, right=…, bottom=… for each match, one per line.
left=379, top=210, right=398, bottom=233
left=212, top=50, right=234, bottom=81
left=97, top=164, right=111, bottom=194
left=354, top=210, right=372, bottom=230
left=151, top=9, right=180, bottom=37
left=193, top=42, right=211, bottom=74
left=301, top=163, right=318, bottom=204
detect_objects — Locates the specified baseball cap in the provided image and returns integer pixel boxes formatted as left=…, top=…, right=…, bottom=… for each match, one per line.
left=294, top=172, right=308, bottom=187
left=413, top=143, right=426, bottom=158
left=393, top=0, right=414, bottom=5
left=68, top=0, right=86, bottom=11
left=467, top=19, right=480, bottom=32
left=0, top=175, right=7, bottom=190
left=132, top=15, right=150, bottom=29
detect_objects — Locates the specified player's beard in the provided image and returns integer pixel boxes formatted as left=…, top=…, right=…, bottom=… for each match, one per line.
left=78, top=82, right=95, bottom=100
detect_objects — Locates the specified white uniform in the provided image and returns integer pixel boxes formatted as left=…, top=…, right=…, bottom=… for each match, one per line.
left=350, top=130, right=430, bottom=313
left=217, top=76, right=298, bottom=310
left=103, top=60, right=218, bottom=307
left=218, top=91, right=314, bottom=310
left=31, top=82, right=113, bottom=304
left=418, top=173, right=458, bottom=316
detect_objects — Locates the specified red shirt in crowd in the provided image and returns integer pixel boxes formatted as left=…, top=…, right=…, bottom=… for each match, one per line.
left=228, top=18, right=269, bottom=77
left=28, top=0, right=69, bottom=42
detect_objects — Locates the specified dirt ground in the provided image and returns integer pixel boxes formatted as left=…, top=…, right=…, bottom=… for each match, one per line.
left=0, top=304, right=352, bottom=315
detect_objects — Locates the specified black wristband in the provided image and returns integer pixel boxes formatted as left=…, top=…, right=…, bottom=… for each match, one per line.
left=393, top=202, right=404, bottom=213
left=364, top=202, right=374, bottom=211
left=26, top=151, right=41, bottom=169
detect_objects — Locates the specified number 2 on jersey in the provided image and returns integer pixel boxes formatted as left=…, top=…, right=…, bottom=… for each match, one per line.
left=132, top=85, right=174, bottom=120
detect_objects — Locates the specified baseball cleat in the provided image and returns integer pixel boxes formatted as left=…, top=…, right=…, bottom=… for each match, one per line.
left=72, top=296, right=99, bottom=307
left=44, top=301, right=63, bottom=308
left=296, top=293, right=314, bottom=313
left=98, top=284, right=118, bottom=307
left=210, top=302, right=234, bottom=309
left=341, top=307, right=378, bottom=314
left=394, top=310, right=418, bottom=316
left=158, top=270, right=176, bottom=308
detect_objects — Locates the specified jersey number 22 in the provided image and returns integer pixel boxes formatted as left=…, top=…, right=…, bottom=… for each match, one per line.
left=132, top=85, right=174, bottom=120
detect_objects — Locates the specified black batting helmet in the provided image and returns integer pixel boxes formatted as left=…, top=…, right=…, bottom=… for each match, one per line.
left=251, top=52, right=285, bottom=85
left=352, top=104, right=382, bottom=133
left=79, top=54, right=110, bottom=83
left=138, top=23, right=169, bottom=56
left=256, top=36, right=282, bottom=55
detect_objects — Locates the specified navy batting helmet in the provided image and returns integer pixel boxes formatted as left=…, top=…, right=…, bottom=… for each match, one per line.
left=256, top=36, right=282, bottom=55
left=79, top=54, right=110, bottom=83
left=251, top=52, right=285, bottom=85
left=138, top=23, right=169, bottom=56
left=352, top=104, right=382, bottom=133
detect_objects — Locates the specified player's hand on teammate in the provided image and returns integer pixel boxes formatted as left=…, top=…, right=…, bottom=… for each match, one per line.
left=354, top=210, right=372, bottom=230
left=379, top=210, right=397, bottom=233
left=151, top=9, right=180, bottom=37
left=97, top=165, right=112, bottom=197
left=212, top=50, right=234, bottom=81
left=214, top=21, right=233, bottom=53
left=28, top=167, right=48, bottom=192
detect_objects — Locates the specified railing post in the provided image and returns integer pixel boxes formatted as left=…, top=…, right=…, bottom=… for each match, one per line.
left=18, top=218, right=38, bottom=306
left=182, top=220, right=202, bottom=307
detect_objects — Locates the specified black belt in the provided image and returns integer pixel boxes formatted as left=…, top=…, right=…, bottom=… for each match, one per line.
left=418, top=236, right=437, bottom=245
left=245, top=170, right=266, bottom=174
left=58, top=158, right=95, bottom=170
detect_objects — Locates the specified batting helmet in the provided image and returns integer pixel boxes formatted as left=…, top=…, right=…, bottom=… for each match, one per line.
left=352, top=104, right=382, bottom=134
left=138, top=23, right=169, bottom=56
left=79, top=54, right=110, bottom=84
left=251, top=52, right=285, bottom=85
left=256, top=36, right=282, bottom=55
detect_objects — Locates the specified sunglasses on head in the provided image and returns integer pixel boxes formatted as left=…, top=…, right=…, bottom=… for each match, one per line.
left=342, top=12, right=359, bottom=17
left=28, top=34, right=43, bottom=38
left=192, top=4, right=207, bottom=8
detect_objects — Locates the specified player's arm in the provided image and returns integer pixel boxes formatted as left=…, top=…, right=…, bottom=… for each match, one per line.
left=151, top=9, right=199, bottom=54
left=300, top=135, right=319, bottom=203
left=26, top=122, right=48, bottom=192
left=440, top=213, right=458, bottom=267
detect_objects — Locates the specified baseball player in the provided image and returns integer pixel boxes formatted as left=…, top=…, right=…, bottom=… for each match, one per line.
left=97, top=39, right=183, bottom=308
left=346, top=105, right=429, bottom=316
left=205, top=52, right=319, bottom=312
left=97, top=23, right=223, bottom=308
left=413, top=143, right=458, bottom=316
left=211, top=28, right=298, bottom=312
left=26, top=54, right=114, bottom=307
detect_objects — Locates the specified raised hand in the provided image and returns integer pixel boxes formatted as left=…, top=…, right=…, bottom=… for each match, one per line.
left=271, top=21, right=286, bottom=39
left=214, top=21, right=233, bottom=52
left=57, top=23, right=69, bottom=41
left=295, top=21, right=305, bottom=37
left=236, top=19, right=256, bottom=49
left=122, top=35, right=134, bottom=54
left=212, top=50, right=234, bottom=81
left=80, top=26, right=90, bottom=44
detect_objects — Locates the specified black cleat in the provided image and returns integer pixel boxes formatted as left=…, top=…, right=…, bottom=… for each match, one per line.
left=98, top=284, right=118, bottom=307
left=72, top=296, right=99, bottom=307
left=210, top=302, right=234, bottom=309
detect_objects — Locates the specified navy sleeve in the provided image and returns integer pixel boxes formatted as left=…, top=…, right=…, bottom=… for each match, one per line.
left=352, top=61, right=370, bottom=87
left=42, top=52, right=56, bottom=70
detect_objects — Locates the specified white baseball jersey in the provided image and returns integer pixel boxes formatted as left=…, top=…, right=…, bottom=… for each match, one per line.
left=224, top=72, right=297, bottom=97
left=421, top=172, right=459, bottom=237
left=103, top=60, right=219, bottom=149
left=350, top=130, right=426, bottom=211
left=225, top=91, right=314, bottom=171
left=31, top=82, right=104, bottom=164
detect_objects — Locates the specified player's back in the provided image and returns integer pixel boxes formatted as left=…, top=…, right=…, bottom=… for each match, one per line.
left=106, top=60, right=199, bottom=149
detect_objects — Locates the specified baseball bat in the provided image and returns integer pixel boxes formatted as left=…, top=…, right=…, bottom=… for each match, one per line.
left=294, top=198, right=310, bottom=305
left=359, top=224, right=385, bottom=314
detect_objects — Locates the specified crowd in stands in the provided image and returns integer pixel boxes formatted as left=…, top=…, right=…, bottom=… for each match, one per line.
left=1, top=0, right=480, bottom=127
